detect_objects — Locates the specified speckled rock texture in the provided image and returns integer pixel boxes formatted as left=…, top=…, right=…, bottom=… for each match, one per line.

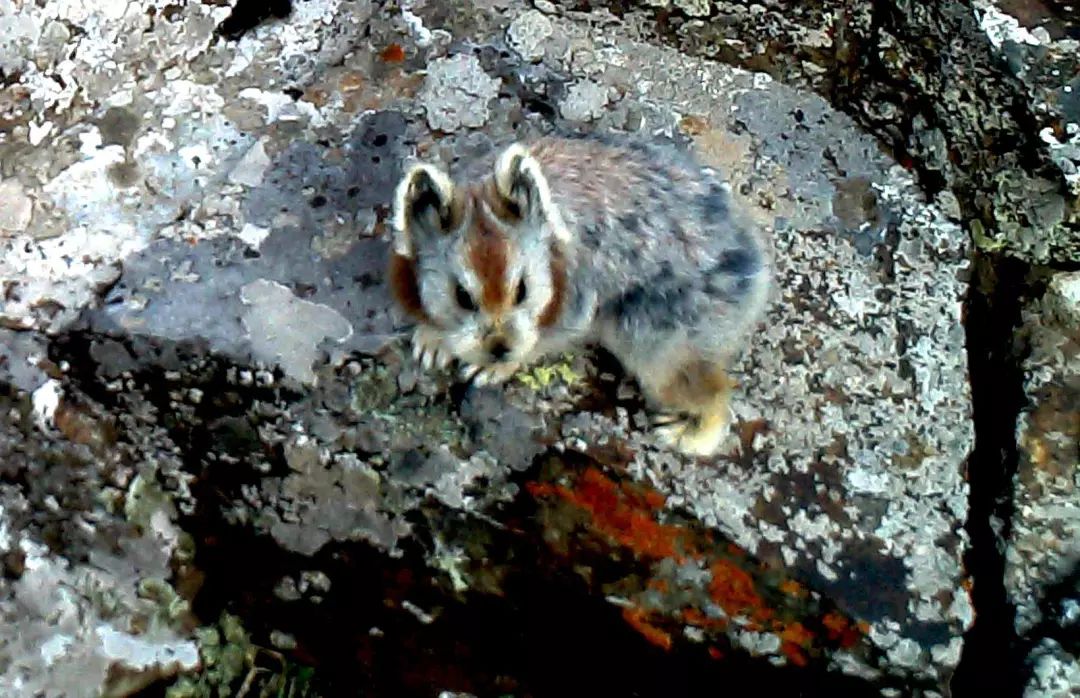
left=1009, top=271, right=1080, bottom=697
left=590, top=0, right=1079, bottom=266
left=0, top=0, right=1068, bottom=696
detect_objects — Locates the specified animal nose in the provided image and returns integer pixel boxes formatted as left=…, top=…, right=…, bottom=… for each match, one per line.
left=488, top=340, right=510, bottom=360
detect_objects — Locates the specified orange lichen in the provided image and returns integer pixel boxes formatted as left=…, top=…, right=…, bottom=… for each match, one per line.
left=681, top=607, right=729, bottom=631
left=530, top=466, right=869, bottom=666
left=779, top=579, right=806, bottom=598
left=708, top=559, right=762, bottom=617
left=338, top=71, right=364, bottom=92
left=822, top=611, right=862, bottom=649
left=780, top=622, right=815, bottom=647
left=643, top=489, right=667, bottom=510
left=528, top=468, right=687, bottom=562
left=622, top=607, right=673, bottom=651
left=781, top=642, right=808, bottom=667
left=380, top=43, right=405, bottom=62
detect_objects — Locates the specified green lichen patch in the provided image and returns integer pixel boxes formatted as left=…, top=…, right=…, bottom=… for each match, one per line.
left=514, top=353, right=583, bottom=392
left=166, top=613, right=319, bottom=698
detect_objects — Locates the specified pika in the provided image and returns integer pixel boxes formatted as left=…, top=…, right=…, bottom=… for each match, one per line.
left=387, top=133, right=772, bottom=456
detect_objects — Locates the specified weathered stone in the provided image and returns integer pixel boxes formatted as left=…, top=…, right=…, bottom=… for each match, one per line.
left=418, top=53, right=502, bottom=132
left=560, top=79, right=610, bottom=122
left=1006, top=270, right=1080, bottom=689
left=0, top=0, right=1037, bottom=695
left=598, top=0, right=1080, bottom=265
left=0, top=179, right=33, bottom=233
left=1024, top=638, right=1080, bottom=698
left=506, top=9, right=553, bottom=62
left=673, top=0, right=711, bottom=17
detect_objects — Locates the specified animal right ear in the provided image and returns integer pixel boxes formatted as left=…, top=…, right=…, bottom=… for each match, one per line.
left=493, top=143, right=570, bottom=244
left=391, top=163, right=456, bottom=258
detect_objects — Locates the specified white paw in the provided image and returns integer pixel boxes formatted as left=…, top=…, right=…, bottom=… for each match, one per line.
left=460, top=361, right=520, bottom=387
left=411, top=326, right=454, bottom=372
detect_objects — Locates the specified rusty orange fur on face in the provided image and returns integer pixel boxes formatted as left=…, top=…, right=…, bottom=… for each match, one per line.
left=465, top=191, right=511, bottom=313
left=387, top=252, right=430, bottom=324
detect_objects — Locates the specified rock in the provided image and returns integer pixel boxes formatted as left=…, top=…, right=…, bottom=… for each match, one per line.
left=418, top=53, right=502, bottom=132
left=604, top=0, right=1079, bottom=265
left=1007, top=270, right=1080, bottom=690
left=560, top=79, right=610, bottom=122
left=0, top=391, right=200, bottom=698
left=673, top=0, right=712, bottom=16
left=0, top=179, right=33, bottom=233
left=238, top=279, right=353, bottom=386
left=506, top=9, right=553, bottom=62
left=0, top=0, right=1035, bottom=695
left=1024, top=639, right=1080, bottom=698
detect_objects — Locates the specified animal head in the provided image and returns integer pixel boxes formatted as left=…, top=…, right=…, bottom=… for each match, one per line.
left=388, top=143, right=569, bottom=370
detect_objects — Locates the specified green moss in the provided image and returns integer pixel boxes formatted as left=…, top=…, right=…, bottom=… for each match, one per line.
left=166, top=612, right=318, bottom=698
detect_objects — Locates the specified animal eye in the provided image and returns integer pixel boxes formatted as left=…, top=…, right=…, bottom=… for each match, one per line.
left=454, top=282, right=477, bottom=311
left=515, top=278, right=527, bottom=305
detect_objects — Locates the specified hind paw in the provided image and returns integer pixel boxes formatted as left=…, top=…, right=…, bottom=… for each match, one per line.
left=650, top=409, right=731, bottom=457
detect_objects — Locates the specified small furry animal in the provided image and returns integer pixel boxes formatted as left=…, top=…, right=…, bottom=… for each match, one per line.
left=387, top=132, right=772, bottom=456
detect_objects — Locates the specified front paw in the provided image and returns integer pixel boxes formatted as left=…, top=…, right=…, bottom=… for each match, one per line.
left=411, top=325, right=454, bottom=372
left=460, top=361, right=521, bottom=387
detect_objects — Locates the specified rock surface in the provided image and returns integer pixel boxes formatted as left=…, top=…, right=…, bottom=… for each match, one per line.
left=0, top=1, right=1072, bottom=697
left=595, top=0, right=1080, bottom=265
left=1009, top=271, right=1080, bottom=697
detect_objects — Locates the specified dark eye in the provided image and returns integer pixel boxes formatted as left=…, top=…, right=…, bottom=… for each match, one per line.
left=455, top=282, right=477, bottom=311
left=514, top=278, right=527, bottom=305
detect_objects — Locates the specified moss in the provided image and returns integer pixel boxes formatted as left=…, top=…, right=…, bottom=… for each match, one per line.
left=166, top=612, right=319, bottom=698
left=514, top=354, right=582, bottom=391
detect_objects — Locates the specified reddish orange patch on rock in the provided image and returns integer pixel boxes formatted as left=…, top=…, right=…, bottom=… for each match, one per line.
left=782, top=642, right=809, bottom=667
left=779, top=579, right=807, bottom=598
left=528, top=468, right=688, bottom=562
left=622, top=606, right=673, bottom=651
left=708, top=559, right=762, bottom=618
left=781, top=622, right=815, bottom=647
left=528, top=464, right=871, bottom=667
left=380, top=43, right=405, bottom=62
left=822, top=611, right=865, bottom=649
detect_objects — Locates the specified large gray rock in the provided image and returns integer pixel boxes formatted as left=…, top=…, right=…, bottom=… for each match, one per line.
left=0, top=0, right=981, bottom=695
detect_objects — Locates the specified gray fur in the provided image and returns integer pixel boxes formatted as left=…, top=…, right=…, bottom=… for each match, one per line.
left=392, top=131, right=773, bottom=451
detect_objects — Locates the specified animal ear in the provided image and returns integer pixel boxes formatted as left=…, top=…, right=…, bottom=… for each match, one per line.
left=493, top=143, right=570, bottom=243
left=391, top=163, right=456, bottom=259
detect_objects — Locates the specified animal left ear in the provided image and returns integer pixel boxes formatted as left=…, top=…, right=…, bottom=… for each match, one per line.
left=493, top=143, right=570, bottom=243
left=391, top=162, right=456, bottom=259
